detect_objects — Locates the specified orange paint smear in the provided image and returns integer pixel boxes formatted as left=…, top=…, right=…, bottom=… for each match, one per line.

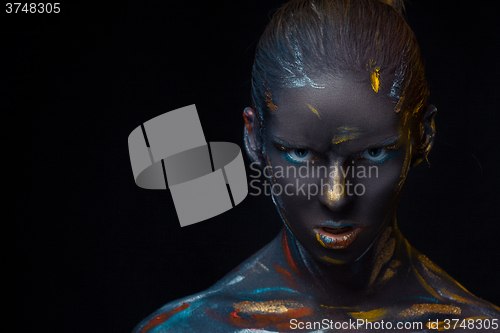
left=282, top=231, right=301, bottom=276
left=274, top=264, right=301, bottom=292
left=265, top=91, right=278, bottom=112
left=140, top=302, right=190, bottom=333
left=230, top=309, right=242, bottom=318
left=242, top=111, right=252, bottom=135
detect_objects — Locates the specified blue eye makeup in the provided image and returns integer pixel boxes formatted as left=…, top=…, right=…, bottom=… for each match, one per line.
left=359, top=147, right=400, bottom=165
left=273, top=143, right=318, bottom=165
left=272, top=141, right=400, bottom=166
left=287, top=149, right=316, bottom=162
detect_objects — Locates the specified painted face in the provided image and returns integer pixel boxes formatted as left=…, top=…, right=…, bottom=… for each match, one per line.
left=262, top=75, right=412, bottom=265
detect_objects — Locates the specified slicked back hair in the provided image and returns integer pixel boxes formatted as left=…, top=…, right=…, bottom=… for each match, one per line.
left=251, top=0, right=428, bottom=134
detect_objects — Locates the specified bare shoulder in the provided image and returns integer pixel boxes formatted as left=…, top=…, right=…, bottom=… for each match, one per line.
left=411, top=251, right=500, bottom=320
left=131, top=288, right=238, bottom=333
left=132, top=241, right=290, bottom=332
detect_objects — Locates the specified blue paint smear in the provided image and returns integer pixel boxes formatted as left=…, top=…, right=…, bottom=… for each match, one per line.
left=237, top=287, right=315, bottom=300
left=240, top=287, right=301, bottom=295
left=392, top=296, right=439, bottom=304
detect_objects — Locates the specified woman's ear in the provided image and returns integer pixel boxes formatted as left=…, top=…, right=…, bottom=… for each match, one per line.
left=243, top=107, right=265, bottom=168
left=411, top=105, right=437, bottom=167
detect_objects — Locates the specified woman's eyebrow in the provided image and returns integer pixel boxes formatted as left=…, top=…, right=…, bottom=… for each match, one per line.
left=271, top=137, right=308, bottom=148
left=367, top=135, right=402, bottom=148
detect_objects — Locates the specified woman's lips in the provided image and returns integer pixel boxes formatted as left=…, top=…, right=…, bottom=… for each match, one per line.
left=315, top=226, right=361, bottom=249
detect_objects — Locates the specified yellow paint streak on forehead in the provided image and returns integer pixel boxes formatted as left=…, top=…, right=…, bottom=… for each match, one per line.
left=331, top=127, right=362, bottom=145
left=305, top=103, right=320, bottom=118
left=349, top=308, right=388, bottom=322
left=233, top=300, right=303, bottom=315
left=371, top=70, right=381, bottom=93
left=368, top=59, right=381, bottom=93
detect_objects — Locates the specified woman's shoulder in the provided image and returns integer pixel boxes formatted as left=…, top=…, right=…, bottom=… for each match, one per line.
left=132, top=238, right=291, bottom=332
left=131, top=287, right=237, bottom=333
left=131, top=271, right=303, bottom=332
left=409, top=250, right=500, bottom=321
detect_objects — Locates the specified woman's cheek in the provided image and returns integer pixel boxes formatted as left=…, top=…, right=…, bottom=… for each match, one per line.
left=356, top=159, right=405, bottom=202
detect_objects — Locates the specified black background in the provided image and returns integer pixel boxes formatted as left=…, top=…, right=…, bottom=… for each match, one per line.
left=4, top=1, right=499, bottom=332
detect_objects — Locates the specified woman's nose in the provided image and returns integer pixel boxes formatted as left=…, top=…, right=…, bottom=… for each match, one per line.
left=319, top=159, right=351, bottom=211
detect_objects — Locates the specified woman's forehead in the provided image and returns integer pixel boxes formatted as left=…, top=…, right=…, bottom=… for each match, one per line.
left=265, top=77, right=404, bottom=151
left=271, top=78, right=400, bottom=124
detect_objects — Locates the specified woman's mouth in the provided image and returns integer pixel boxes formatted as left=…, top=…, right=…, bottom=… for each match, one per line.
left=315, top=226, right=361, bottom=249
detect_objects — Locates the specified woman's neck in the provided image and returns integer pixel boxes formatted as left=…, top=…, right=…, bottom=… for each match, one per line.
left=281, top=219, right=413, bottom=305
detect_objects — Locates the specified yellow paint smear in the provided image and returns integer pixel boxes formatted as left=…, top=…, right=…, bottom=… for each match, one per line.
left=331, top=127, right=361, bottom=145
left=321, top=304, right=358, bottom=310
left=371, top=69, right=380, bottom=93
left=367, top=59, right=381, bottom=93
left=349, top=308, right=388, bottom=322
left=412, top=266, right=443, bottom=301
left=465, top=316, right=491, bottom=320
left=440, top=288, right=481, bottom=306
left=305, top=103, right=320, bottom=118
left=316, top=234, right=327, bottom=248
left=380, top=268, right=395, bottom=282
left=331, top=134, right=360, bottom=145
left=394, top=93, right=405, bottom=113
left=369, top=234, right=395, bottom=286
left=390, top=260, right=401, bottom=268
left=399, top=304, right=461, bottom=319
left=265, top=91, right=278, bottom=112
left=320, top=255, right=346, bottom=265
left=234, top=300, right=303, bottom=315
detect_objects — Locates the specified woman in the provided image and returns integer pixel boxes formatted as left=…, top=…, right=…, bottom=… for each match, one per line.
left=133, top=0, right=500, bottom=331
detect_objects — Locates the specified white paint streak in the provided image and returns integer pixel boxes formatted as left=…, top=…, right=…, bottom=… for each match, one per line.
left=278, top=40, right=325, bottom=89
left=227, top=275, right=245, bottom=286
left=258, top=262, right=270, bottom=272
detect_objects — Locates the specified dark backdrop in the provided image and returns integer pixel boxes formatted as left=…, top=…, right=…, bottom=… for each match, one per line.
left=4, top=1, right=499, bottom=332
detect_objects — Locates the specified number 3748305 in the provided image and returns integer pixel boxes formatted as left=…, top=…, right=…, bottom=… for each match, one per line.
left=6, top=3, right=60, bottom=13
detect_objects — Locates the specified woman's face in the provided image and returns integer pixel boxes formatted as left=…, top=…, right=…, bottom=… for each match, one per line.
left=260, top=76, right=413, bottom=264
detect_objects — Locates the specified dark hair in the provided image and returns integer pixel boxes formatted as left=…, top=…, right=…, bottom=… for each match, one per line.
left=251, top=0, right=428, bottom=135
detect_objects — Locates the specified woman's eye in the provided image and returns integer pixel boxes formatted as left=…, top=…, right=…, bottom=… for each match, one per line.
left=287, top=149, right=315, bottom=162
left=361, top=148, right=389, bottom=162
